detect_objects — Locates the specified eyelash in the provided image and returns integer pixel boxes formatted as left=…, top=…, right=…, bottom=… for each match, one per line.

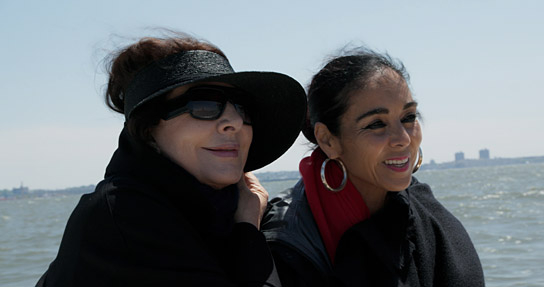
left=402, top=112, right=419, bottom=123
left=364, top=120, right=386, bottom=130
left=363, top=112, right=419, bottom=130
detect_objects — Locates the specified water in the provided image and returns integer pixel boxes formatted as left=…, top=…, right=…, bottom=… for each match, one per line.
left=1, top=163, right=543, bottom=286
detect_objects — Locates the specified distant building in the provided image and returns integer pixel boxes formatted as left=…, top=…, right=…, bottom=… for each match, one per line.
left=12, top=183, right=29, bottom=195
left=455, top=152, right=465, bottom=161
left=479, top=149, right=490, bottom=160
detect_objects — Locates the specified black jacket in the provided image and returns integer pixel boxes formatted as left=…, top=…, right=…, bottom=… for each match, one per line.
left=262, top=178, right=485, bottom=287
left=36, top=128, right=279, bottom=287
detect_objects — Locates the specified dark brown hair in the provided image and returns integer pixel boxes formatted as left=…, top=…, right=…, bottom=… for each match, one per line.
left=104, top=33, right=226, bottom=143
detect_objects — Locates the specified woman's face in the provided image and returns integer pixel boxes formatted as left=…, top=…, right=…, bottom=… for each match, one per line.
left=332, top=70, right=422, bottom=194
left=152, top=83, right=253, bottom=190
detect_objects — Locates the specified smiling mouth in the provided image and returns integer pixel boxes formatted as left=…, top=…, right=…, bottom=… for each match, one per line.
left=384, top=158, right=409, bottom=167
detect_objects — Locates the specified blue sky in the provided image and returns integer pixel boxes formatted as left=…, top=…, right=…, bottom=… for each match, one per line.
left=1, top=0, right=543, bottom=189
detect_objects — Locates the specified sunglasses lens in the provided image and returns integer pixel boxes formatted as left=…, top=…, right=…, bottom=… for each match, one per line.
left=187, top=101, right=224, bottom=119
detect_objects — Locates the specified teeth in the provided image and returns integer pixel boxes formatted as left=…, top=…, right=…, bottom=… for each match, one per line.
left=384, top=158, right=409, bottom=165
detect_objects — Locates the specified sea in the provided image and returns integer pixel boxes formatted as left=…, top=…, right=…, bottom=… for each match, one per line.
left=1, top=163, right=543, bottom=286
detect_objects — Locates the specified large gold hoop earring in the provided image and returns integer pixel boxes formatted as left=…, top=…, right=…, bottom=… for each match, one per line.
left=412, top=147, right=423, bottom=173
left=321, top=158, right=347, bottom=192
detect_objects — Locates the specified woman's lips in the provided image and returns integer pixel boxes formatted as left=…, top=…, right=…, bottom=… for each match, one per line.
left=383, top=156, right=410, bottom=172
left=204, top=145, right=239, bottom=158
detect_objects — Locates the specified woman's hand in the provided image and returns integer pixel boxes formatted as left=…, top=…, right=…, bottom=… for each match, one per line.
left=234, top=172, right=268, bottom=229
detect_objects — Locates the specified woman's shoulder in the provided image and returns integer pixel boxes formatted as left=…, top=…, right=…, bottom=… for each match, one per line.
left=405, top=179, right=485, bottom=285
left=406, top=176, right=471, bottom=237
left=406, top=176, right=443, bottom=210
left=407, top=176, right=433, bottom=196
left=262, top=179, right=332, bottom=275
left=69, top=176, right=210, bottom=258
left=265, top=179, right=304, bottom=214
left=67, top=175, right=188, bottom=241
left=262, top=179, right=308, bottom=234
left=75, top=176, right=160, bottom=217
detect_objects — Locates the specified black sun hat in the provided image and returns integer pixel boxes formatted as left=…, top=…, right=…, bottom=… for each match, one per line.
left=124, top=50, right=307, bottom=171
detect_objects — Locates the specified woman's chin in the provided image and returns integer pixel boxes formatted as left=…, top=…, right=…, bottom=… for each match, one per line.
left=200, top=172, right=244, bottom=190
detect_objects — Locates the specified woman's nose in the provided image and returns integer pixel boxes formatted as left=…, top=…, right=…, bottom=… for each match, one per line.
left=389, top=122, right=411, bottom=148
left=218, top=102, right=244, bottom=132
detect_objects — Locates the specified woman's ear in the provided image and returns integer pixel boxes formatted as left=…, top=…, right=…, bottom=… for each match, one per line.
left=314, top=122, right=342, bottom=159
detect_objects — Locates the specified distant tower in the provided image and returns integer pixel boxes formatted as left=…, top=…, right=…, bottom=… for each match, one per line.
left=455, top=152, right=465, bottom=161
left=12, top=182, right=29, bottom=194
left=479, top=149, right=490, bottom=160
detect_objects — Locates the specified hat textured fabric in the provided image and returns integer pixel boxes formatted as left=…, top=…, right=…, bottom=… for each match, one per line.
left=124, top=50, right=307, bottom=171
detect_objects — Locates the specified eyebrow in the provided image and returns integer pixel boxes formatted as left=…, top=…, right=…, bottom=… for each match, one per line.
left=355, top=101, right=418, bottom=122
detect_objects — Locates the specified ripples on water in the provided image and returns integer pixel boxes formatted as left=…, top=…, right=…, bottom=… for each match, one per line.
left=0, top=195, right=82, bottom=287
left=1, top=163, right=543, bottom=286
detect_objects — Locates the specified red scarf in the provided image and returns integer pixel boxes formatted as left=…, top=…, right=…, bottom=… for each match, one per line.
left=300, top=148, right=370, bottom=262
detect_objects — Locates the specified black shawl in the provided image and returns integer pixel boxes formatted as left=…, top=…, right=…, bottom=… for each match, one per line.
left=262, top=178, right=485, bottom=287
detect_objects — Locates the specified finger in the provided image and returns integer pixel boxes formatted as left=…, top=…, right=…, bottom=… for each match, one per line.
left=243, top=172, right=259, bottom=186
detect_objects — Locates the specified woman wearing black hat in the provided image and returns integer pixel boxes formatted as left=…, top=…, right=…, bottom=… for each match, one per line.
left=36, top=34, right=306, bottom=287
left=261, top=47, right=484, bottom=286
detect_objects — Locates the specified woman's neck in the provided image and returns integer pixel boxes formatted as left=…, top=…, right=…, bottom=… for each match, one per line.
left=350, top=178, right=388, bottom=215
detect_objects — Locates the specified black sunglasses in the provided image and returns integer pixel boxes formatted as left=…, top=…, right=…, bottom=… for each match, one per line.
left=161, top=85, right=252, bottom=125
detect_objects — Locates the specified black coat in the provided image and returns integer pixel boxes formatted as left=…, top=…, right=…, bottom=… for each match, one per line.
left=262, top=178, right=485, bottom=287
left=36, top=128, right=279, bottom=287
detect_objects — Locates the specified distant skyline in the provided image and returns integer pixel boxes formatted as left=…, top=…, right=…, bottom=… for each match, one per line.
left=2, top=0, right=544, bottom=189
